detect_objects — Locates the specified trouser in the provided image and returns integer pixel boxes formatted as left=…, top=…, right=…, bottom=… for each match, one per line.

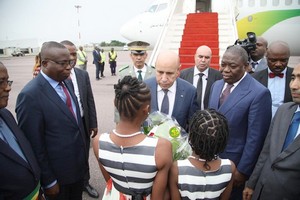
left=95, top=63, right=100, bottom=79
left=44, top=180, right=84, bottom=200
left=110, top=61, right=116, bottom=75
left=100, top=62, right=105, bottom=76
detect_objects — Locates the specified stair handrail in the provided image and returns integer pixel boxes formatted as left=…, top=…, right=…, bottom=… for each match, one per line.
left=148, top=0, right=178, bottom=66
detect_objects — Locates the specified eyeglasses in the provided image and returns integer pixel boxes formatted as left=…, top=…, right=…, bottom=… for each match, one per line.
left=0, top=79, right=13, bottom=88
left=46, top=59, right=75, bottom=67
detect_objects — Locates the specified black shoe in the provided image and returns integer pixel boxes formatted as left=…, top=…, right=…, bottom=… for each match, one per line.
left=83, top=184, right=99, bottom=198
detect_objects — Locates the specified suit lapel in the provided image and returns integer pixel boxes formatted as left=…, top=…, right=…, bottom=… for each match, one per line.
left=38, top=75, right=77, bottom=124
left=172, top=80, right=184, bottom=116
left=0, top=111, right=30, bottom=169
left=219, top=74, right=252, bottom=114
left=274, top=104, right=300, bottom=162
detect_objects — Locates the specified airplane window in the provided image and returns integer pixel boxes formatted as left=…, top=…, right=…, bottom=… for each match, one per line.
left=272, top=0, right=280, bottom=6
left=248, top=0, right=255, bottom=7
left=260, top=0, right=267, bottom=6
left=147, top=5, right=158, bottom=13
left=285, top=0, right=292, bottom=5
left=157, top=3, right=168, bottom=12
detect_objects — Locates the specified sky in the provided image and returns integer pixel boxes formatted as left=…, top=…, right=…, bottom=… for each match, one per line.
left=0, top=0, right=153, bottom=45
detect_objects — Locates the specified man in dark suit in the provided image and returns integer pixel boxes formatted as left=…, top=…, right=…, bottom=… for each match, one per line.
left=249, top=36, right=268, bottom=72
left=16, top=41, right=87, bottom=200
left=92, top=46, right=101, bottom=80
left=0, top=62, right=41, bottom=199
left=208, top=46, right=272, bottom=199
left=144, top=51, right=199, bottom=130
left=61, top=40, right=99, bottom=198
left=252, top=40, right=293, bottom=117
left=180, top=45, right=222, bottom=109
left=243, top=63, right=300, bottom=200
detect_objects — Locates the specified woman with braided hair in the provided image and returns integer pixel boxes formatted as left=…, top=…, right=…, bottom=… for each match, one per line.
left=92, top=76, right=172, bottom=200
left=168, top=109, right=236, bottom=200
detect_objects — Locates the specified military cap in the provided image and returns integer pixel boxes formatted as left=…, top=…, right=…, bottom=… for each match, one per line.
left=127, top=41, right=150, bottom=54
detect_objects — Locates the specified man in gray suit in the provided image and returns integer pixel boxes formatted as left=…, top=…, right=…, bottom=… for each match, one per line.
left=249, top=36, right=268, bottom=72
left=180, top=45, right=222, bottom=109
left=243, top=62, right=300, bottom=200
left=61, top=40, right=99, bottom=198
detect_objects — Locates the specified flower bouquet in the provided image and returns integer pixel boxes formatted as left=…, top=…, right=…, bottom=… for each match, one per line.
left=143, top=111, right=192, bottom=160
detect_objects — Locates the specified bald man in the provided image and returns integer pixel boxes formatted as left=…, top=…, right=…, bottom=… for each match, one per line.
left=180, top=45, right=222, bottom=109
left=144, top=51, right=199, bottom=130
left=252, top=40, right=293, bottom=117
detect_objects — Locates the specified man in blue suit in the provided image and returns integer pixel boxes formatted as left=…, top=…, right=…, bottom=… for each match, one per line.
left=16, top=41, right=87, bottom=200
left=0, top=62, right=41, bottom=199
left=208, top=46, right=272, bottom=199
left=145, top=51, right=199, bottom=130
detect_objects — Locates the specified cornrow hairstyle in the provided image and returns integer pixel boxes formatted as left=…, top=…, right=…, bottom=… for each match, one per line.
left=189, top=109, right=229, bottom=170
left=114, top=76, right=151, bottom=121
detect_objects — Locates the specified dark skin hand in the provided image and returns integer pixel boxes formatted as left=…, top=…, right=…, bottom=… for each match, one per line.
left=233, top=170, right=247, bottom=187
left=44, top=183, right=59, bottom=198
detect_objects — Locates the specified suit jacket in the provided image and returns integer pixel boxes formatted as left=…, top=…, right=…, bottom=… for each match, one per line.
left=66, top=68, right=97, bottom=137
left=16, top=73, right=87, bottom=187
left=254, top=57, right=268, bottom=72
left=208, top=73, right=272, bottom=177
left=92, top=50, right=101, bottom=65
left=247, top=102, right=300, bottom=199
left=144, top=77, right=199, bottom=130
left=0, top=108, right=40, bottom=200
left=118, top=64, right=155, bottom=80
left=180, top=67, right=222, bottom=109
left=252, top=67, right=293, bottom=103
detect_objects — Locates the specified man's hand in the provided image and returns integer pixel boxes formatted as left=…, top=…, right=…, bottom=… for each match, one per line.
left=233, top=170, right=247, bottom=187
left=44, top=183, right=59, bottom=198
left=243, top=187, right=254, bottom=200
left=90, top=128, right=98, bottom=138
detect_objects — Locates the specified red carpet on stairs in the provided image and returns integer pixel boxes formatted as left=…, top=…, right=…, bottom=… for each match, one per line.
left=179, top=13, right=219, bottom=70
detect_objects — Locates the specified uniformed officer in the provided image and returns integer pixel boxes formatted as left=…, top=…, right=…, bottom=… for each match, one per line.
left=118, top=41, right=155, bottom=81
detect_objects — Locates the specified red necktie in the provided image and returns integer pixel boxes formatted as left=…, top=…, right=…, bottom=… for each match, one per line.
left=219, top=84, right=234, bottom=106
left=269, top=72, right=284, bottom=78
left=59, top=82, right=76, bottom=119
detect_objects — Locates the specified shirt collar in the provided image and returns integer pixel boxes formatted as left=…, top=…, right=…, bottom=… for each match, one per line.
left=157, top=80, right=177, bottom=93
left=193, top=66, right=209, bottom=77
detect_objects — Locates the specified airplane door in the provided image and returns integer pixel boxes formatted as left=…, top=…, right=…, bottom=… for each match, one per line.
left=196, top=0, right=211, bottom=12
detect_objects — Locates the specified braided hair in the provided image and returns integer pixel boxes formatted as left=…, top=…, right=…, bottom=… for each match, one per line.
left=114, top=76, right=151, bottom=121
left=189, top=109, right=229, bottom=169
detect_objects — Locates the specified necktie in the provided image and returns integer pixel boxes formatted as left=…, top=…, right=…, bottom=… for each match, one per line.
left=0, top=119, right=27, bottom=162
left=219, top=84, right=234, bottom=106
left=269, top=72, right=284, bottom=78
left=137, top=70, right=143, bottom=81
left=197, top=73, right=204, bottom=109
left=59, top=82, right=76, bottom=119
left=282, top=112, right=300, bottom=150
left=251, top=62, right=258, bottom=70
left=161, top=89, right=169, bottom=114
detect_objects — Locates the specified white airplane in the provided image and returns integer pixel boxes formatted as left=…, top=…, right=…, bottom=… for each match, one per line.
left=120, top=0, right=300, bottom=56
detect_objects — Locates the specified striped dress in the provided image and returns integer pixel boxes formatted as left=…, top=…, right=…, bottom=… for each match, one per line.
left=98, top=133, right=158, bottom=199
left=177, top=158, right=232, bottom=200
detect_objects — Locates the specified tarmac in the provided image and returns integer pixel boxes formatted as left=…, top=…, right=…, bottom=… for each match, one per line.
left=0, top=50, right=135, bottom=199
left=0, top=51, right=299, bottom=199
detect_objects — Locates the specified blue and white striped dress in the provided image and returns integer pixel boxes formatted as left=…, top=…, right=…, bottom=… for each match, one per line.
left=98, top=133, right=158, bottom=197
left=177, top=158, right=232, bottom=200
